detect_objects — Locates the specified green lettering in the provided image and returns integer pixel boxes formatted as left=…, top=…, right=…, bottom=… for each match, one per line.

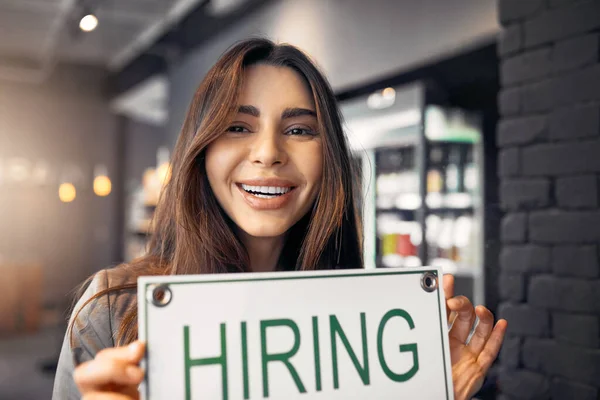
left=184, top=324, right=228, bottom=400
left=330, top=313, right=370, bottom=389
left=241, top=322, right=249, bottom=399
left=260, top=319, right=306, bottom=397
left=312, top=316, right=322, bottom=391
left=377, top=309, right=419, bottom=382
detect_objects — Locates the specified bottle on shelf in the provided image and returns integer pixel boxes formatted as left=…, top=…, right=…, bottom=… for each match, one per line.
left=454, top=215, right=473, bottom=268
left=445, top=144, right=462, bottom=194
left=426, top=144, right=445, bottom=210
left=464, top=145, right=478, bottom=195
left=377, top=212, right=421, bottom=268
left=425, top=214, right=442, bottom=262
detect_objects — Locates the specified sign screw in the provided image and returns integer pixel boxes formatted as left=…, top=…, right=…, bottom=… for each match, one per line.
left=420, top=272, right=438, bottom=293
left=147, top=284, right=173, bottom=307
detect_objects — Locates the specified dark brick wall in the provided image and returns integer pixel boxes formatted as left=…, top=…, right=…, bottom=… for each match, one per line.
left=496, top=1, right=600, bottom=399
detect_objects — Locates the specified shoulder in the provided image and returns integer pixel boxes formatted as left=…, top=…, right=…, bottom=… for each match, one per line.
left=70, top=266, right=138, bottom=356
left=52, top=267, right=139, bottom=398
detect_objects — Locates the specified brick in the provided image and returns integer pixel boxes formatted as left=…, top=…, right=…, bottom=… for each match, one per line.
left=546, top=344, right=600, bottom=387
left=551, top=245, right=599, bottom=278
left=501, top=47, right=552, bottom=86
left=529, top=210, right=600, bottom=243
left=551, top=378, right=598, bottom=400
left=551, top=64, right=600, bottom=108
left=498, top=147, right=520, bottom=177
left=553, top=33, right=599, bottom=73
left=500, top=245, right=551, bottom=273
left=525, top=1, right=600, bottom=47
left=529, top=275, right=600, bottom=313
left=549, top=0, right=585, bottom=6
left=501, top=179, right=551, bottom=210
left=498, top=303, right=550, bottom=337
left=500, top=335, right=521, bottom=368
left=497, top=368, right=551, bottom=399
left=501, top=212, right=527, bottom=242
left=522, top=80, right=553, bottom=113
left=522, top=340, right=600, bottom=387
left=553, top=313, right=599, bottom=347
left=499, top=0, right=545, bottom=24
left=556, top=175, right=598, bottom=208
left=499, top=273, right=526, bottom=301
left=498, top=87, right=521, bottom=117
left=522, top=140, right=600, bottom=176
left=522, top=338, right=555, bottom=371
left=499, top=24, right=523, bottom=57
left=549, top=104, right=600, bottom=141
left=497, top=116, right=547, bottom=146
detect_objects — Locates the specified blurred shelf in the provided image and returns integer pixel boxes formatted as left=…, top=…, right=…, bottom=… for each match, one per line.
left=376, top=207, right=418, bottom=213
left=375, top=192, right=479, bottom=212
left=426, top=192, right=476, bottom=209
left=425, top=207, right=474, bottom=214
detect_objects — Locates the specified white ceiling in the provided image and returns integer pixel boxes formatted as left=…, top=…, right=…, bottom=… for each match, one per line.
left=0, top=0, right=204, bottom=69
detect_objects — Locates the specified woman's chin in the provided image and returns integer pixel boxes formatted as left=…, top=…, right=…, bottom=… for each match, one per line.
left=238, top=224, right=288, bottom=239
left=241, top=226, right=288, bottom=240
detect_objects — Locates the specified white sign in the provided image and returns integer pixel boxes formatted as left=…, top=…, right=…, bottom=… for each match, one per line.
left=138, top=267, right=454, bottom=400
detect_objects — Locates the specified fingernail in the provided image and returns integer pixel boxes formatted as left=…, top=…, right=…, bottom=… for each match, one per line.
left=126, top=365, right=143, bottom=380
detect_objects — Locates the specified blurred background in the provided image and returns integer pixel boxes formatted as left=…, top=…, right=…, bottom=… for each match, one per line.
left=1, top=0, right=599, bottom=399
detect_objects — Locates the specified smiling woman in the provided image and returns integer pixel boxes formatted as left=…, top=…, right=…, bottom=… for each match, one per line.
left=52, top=38, right=506, bottom=400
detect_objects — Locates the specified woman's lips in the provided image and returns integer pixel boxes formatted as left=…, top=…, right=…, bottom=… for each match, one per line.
left=236, top=183, right=297, bottom=210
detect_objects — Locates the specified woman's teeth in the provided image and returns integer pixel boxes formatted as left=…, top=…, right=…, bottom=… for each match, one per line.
left=241, top=184, right=292, bottom=198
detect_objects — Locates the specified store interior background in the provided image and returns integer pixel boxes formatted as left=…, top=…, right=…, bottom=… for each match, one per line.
left=1, top=0, right=599, bottom=399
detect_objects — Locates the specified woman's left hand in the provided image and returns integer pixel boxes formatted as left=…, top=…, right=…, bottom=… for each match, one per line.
left=443, top=274, right=507, bottom=400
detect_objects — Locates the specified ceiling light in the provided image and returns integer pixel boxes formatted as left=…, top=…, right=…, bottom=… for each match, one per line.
left=80, top=14, right=98, bottom=32
left=59, top=183, right=77, bottom=203
left=93, top=165, right=112, bottom=197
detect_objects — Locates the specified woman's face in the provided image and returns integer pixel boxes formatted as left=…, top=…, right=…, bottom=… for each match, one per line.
left=205, top=64, right=323, bottom=240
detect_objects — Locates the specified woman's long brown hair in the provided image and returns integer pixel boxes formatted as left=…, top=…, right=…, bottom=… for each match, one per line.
left=70, top=38, right=363, bottom=347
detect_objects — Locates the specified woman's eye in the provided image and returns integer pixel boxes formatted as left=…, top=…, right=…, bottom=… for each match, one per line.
left=286, top=127, right=315, bottom=136
left=227, top=126, right=249, bottom=133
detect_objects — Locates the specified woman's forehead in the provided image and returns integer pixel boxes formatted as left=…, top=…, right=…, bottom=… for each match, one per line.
left=239, top=64, right=316, bottom=111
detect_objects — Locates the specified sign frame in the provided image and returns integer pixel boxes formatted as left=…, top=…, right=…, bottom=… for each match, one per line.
left=138, top=267, right=454, bottom=400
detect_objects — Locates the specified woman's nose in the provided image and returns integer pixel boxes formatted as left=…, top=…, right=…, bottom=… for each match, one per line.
left=249, top=129, right=287, bottom=167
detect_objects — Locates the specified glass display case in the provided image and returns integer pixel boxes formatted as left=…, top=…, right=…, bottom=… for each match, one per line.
left=341, top=82, right=485, bottom=306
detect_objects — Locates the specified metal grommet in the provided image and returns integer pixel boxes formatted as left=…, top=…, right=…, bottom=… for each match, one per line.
left=147, top=284, right=172, bottom=307
left=421, top=272, right=438, bottom=293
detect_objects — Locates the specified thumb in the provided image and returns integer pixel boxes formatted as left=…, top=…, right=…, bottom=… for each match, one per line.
left=443, top=274, right=455, bottom=321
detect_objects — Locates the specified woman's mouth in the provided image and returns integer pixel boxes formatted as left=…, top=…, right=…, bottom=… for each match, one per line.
left=240, top=184, right=293, bottom=199
left=236, top=181, right=297, bottom=210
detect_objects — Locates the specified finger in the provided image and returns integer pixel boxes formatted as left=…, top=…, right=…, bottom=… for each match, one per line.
left=96, top=341, right=146, bottom=364
left=477, top=319, right=508, bottom=371
left=82, top=392, right=135, bottom=400
left=467, top=306, right=494, bottom=354
left=443, top=274, right=455, bottom=321
left=448, top=296, right=476, bottom=344
left=75, top=358, right=144, bottom=393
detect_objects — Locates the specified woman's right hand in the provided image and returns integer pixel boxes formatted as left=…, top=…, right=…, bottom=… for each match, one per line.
left=74, top=340, right=146, bottom=400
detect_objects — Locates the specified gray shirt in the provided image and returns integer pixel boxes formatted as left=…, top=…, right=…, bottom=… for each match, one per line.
left=52, top=268, right=137, bottom=400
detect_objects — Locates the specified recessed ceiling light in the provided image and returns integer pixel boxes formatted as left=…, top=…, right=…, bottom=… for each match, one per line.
left=79, top=14, right=98, bottom=32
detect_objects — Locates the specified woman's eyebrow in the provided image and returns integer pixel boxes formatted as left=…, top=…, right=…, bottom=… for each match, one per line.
left=281, top=107, right=317, bottom=119
left=237, top=105, right=317, bottom=119
left=238, top=105, right=260, bottom=117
